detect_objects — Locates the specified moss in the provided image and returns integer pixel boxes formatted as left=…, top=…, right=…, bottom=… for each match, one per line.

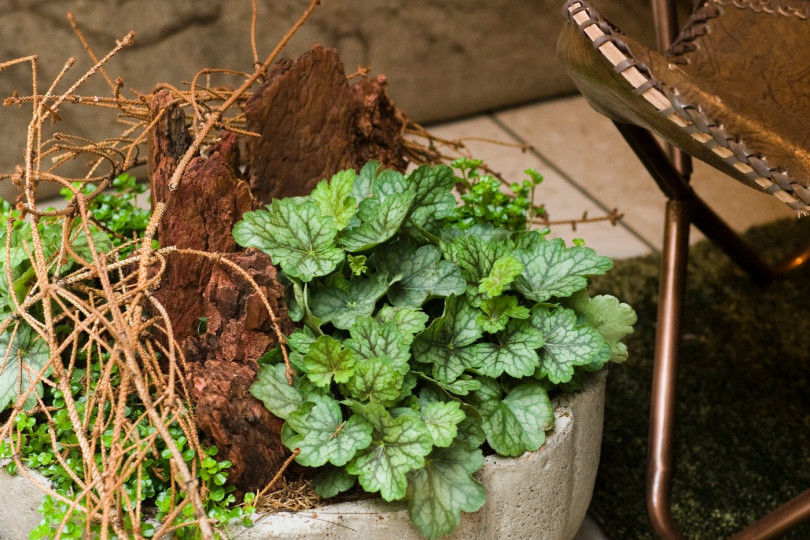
left=589, top=218, right=810, bottom=539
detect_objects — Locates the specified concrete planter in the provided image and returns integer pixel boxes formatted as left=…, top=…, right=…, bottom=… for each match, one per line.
left=0, top=371, right=606, bottom=540
left=230, top=370, right=607, bottom=540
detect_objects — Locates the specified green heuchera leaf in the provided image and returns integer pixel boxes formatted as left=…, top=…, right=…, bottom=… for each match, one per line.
left=456, top=404, right=487, bottom=450
left=233, top=199, right=344, bottom=282
left=61, top=223, right=113, bottom=265
left=440, top=223, right=512, bottom=245
left=565, top=291, right=637, bottom=363
left=301, top=336, right=356, bottom=388
left=398, top=372, right=419, bottom=403
left=347, top=254, right=368, bottom=276
left=433, top=375, right=482, bottom=396
left=281, top=417, right=300, bottom=449
left=477, top=295, right=530, bottom=333
left=338, top=192, right=415, bottom=252
left=257, top=344, right=307, bottom=375
left=478, top=255, right=523, bottom=298
left=295, top=282, right=325, bottom=332
left=375, top=306, right=429, bottom=345
left=310, top=274, right=388, bottom=330
left=470, top=376, right=502, bottom=402
left=531, top=306, right=612, bottom=384
left=512, top=235, right=613, bottom=302
left=285, top=394, right=372, bottom=467
left=405, top=164, right=458, bottom=228
left=283, top=278, right=304, bottom=322
left=377, top=241, right=466, bottom=308
left=443, top=236, right=508, bottom=284
left=406, top=440, right=486, bottom=539
left=0, top=322, right=50, bottom=412
left=0, top=225, right=29, bottom=270
left=9, top=268, right=34, bottom=310
left=250, top=363, right=303, bottom=420
left=345, top=316, right=410, bottom=374
left=421, top=400, right=466, bottom=448
left=347, top=403, right=433, bottom=501
left=286, top=328, right=317, bottom=355
left=352, top=160, right=381, bottom=201
left=473, top=318, right=544, bottom=378
left=477, top=384, right=553, bottom=456
left=312, top=466, right=357, bottom=498
left=372, top=169, right=409, bottom=200
left=412, top=295, right=484, bottom=382
left=346, top=356, right=404, bottom=406
left=310, top=170, right=357, bottom=231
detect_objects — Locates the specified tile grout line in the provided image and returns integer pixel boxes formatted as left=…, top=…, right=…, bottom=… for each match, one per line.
left=488, top=112, right=660, bottom=254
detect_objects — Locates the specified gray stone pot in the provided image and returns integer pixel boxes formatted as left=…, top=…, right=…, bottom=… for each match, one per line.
left=0, top=371, right=606, bottom=540
left=230, top=370, right=607, bottom=540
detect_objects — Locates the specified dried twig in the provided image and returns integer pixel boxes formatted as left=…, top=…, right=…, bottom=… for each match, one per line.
left=533, top=209, right=624, bottom=231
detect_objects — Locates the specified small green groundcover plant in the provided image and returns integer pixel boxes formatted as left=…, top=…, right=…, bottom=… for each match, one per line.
left=233, top=159, right=636, bottom=538
left=0, top=176, right=255, bottom=539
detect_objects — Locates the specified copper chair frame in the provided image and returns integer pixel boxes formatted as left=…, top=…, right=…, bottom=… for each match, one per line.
left=625, top=0, right=810, bottom=537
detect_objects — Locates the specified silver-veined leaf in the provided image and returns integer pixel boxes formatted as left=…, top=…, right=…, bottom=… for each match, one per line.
left=477, top=383, right=553, bottom=456
left=346, top=404, right=433, bottom=501
left=0, top=322, right=50, bottom=412
left=531, top=306, right=612, bottom=384
left=377, top=241, right=466, bottom=308
left=406, top=440, right=486, bottom=539
left=512, top=235, right=613, bottom=302
left=233, top=199, right=344, bottom=282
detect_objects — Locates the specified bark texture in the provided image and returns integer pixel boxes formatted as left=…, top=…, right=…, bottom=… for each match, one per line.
left=148, top=90, right=294, bottom=491
left=245, top=44, right=408, bottom=203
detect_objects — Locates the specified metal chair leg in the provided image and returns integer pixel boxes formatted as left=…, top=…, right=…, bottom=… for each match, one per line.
left=647, top=198, right=690, bottom=540
left=613, top=123, right=810, bottom=538
left=731, top=488, right=810, bottom=540
left=613, top=122, right=784, bottom=285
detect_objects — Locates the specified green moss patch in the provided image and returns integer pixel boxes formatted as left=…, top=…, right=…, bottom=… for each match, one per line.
left=590, top=218, right=810, bottom=539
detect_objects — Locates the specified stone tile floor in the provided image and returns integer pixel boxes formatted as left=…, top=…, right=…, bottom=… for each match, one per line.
left=424, top=94, right=798, bottom=540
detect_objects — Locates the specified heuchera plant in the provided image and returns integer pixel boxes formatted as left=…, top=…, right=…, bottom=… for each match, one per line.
left=232, top=161, right=636, bottom=538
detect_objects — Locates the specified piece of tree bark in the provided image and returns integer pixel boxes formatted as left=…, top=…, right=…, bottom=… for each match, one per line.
left=148, top=90, right=295, bottom=491
left=185, top=249, right=295, bottom=490
left=245, top=44, right=408, bottom=203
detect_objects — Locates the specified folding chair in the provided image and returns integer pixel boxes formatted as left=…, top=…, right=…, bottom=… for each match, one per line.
left=557, top=0, right=810, bottom=537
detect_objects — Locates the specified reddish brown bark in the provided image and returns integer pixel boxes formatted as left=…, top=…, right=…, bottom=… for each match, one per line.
left=185, top=249, right=295, bottom=490
left=245, top=44, right=408, bottom=203
left=148, top=90, right=294, bottom=491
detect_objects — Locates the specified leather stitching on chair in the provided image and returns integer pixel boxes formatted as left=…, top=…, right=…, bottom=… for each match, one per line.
left=562, top=0, right=810, bottom=212
left=667, top=2, right=722, bottom=64
left=715, top=0, right=809, bottom=19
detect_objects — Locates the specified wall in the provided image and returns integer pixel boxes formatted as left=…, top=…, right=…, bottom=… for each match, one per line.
left=0, top=0, right=673, bottom=199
